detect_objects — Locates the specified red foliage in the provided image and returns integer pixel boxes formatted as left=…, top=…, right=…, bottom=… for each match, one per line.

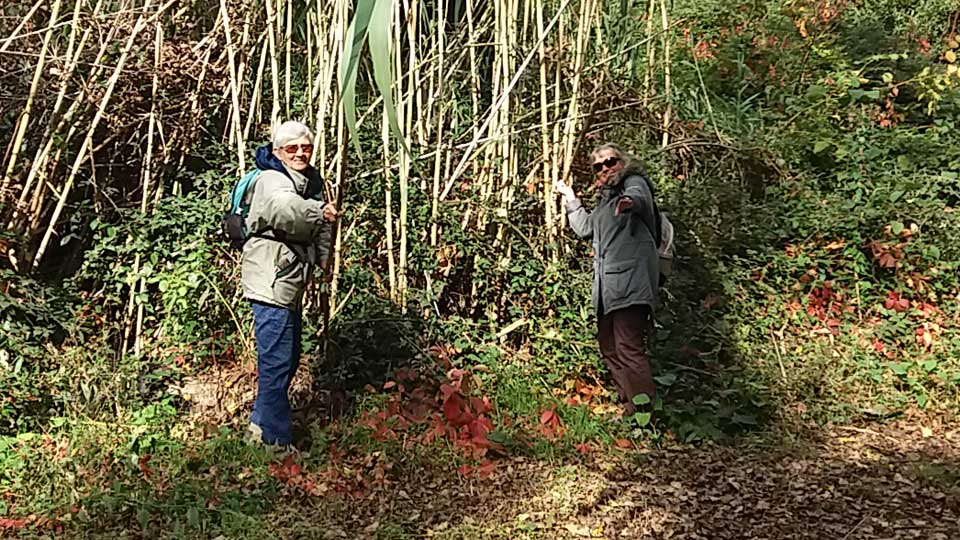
left=884, top=291, right=910, bottom=313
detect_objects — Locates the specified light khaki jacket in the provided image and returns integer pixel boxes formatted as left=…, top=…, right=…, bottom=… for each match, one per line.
left=241, top=165, right=331, bottom=311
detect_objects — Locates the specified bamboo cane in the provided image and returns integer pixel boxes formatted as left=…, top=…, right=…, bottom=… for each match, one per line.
left=659, top=0, right=671, bottom=148
left=0, top=0, right=45, bottom=54
left=9, top=0, right=100, bottom=228
left=560, top=0, right=593, bottom=186
left=0, top=0, right=64, bottom=201
left=264, top=0, right=281, bottom=127
left=642, top=0, right=656, bottom=106
left=284, top=0, right=292, bottom=119
left=440, top=0, right=573, bottom=202
left=395, top=0, right=409, bottom=308
left=132, top=19, right=164, bottom=357
left=382, top=113, right=398, bottom=300
left=33, top=0, right=177, bottom=268
left=244, top=38, right=269, bottom=142
left=220, top=0, right=246, bottom=173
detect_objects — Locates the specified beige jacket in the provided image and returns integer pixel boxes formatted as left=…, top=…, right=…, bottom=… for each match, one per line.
left=241, top=165, right=331, bottom=311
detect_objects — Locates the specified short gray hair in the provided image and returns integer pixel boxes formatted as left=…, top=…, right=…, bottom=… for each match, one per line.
left=272, top=120, right=314, bottom=148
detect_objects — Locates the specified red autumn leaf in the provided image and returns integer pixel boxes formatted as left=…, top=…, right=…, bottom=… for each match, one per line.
left=477, top=460, right=496, bottom=479
left=0, top=518, right=26, bottom=529
left=575, top=443, right=592, bottom=454
left=138, top=454, right=153, bottom=479
left=539, top=409, right=555, bottom=425
left=614, top=438, right=633, bottom=449
left=443, top=393, right=465, bottom=423
left=469, top=396, right=491, bottom=415
left=383, top=381, right=396, bottom=390
left=439, top=383, right=457, bottom=399
left=457, top=464, right=473, bottom=476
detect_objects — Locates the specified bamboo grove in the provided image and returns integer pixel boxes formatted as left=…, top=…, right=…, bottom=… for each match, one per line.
left=0, top=0, right=676, bottom=353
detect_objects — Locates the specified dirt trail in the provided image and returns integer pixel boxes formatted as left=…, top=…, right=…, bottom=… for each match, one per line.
left=284, top=420, right=959, bottom=539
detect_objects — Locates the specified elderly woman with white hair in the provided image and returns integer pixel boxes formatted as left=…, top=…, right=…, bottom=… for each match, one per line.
left=242, top=120, right=338, bottom=447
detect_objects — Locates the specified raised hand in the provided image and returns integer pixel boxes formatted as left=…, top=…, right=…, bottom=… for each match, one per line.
left=322, top=203, right=340, bottom=222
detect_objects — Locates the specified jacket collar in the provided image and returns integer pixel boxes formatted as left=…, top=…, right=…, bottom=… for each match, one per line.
left=253, top=144, right=322, bottom=196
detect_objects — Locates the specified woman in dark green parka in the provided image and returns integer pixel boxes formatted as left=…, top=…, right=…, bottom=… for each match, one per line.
left=555, top=143, right=659, bottom=415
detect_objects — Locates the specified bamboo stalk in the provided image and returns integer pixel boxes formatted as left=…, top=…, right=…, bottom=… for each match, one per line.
left=642, top=0, right=656, bottom=106
left=0, top=0, right=45, bottom=54
left=264, top=0, right=281, bottom=127
left=132, top=19, right=164, bottom=357
left=382, top=114, right=397, bottom=300
left=0, top=0, right=64, bottom=201
left=306, top=10, right=314, bottom=129
left=244, top=38, right=269, bottom=142
left=536, top=0, right=554, bottom=249
left=220, top=0, right=246, bottom=172
left=659, top=0, right=671, bottom=148
left=440, top=0, right=574, bottom=201
left=559, top=0, right=593, bottom=186
left=284, top=0, right=292, bottom=118
left=9, top=0, right=99, bottom=228
left=395, top=0, right=409, bottom=308
left=33, top=0, right=176, bottom=268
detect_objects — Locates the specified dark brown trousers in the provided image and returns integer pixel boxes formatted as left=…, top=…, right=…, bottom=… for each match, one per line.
left=597, top=305, right=655, bottom=415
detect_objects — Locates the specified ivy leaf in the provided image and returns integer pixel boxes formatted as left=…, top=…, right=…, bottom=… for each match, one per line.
left=654, top=373, right=678, bottom=387
left=633, top=412, right=652, bottom=427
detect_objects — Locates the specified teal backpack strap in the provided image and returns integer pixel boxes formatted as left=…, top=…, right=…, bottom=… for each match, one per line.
left=230, top=169, right=261, bottom=215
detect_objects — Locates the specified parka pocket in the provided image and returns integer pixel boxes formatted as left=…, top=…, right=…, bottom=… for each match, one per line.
left=603, top=260, right=635, bottom=301
left=274, top=243, right=302, bottom=282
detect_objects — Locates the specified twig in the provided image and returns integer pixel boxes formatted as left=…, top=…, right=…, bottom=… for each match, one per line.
left=840, top=514, right=870, bottom=540
left=835, top=426, right=901, bottom=445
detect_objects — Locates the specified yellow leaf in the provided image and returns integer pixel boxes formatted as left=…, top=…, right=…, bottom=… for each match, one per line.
left=946, top=50, right=957, bottom=64
left=825, top=240, right=846, bottom=251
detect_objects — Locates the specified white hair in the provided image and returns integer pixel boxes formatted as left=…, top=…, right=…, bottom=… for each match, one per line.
left=272, top=120, right=314, bottom=148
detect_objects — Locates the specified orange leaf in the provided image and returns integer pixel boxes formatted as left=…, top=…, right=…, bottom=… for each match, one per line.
left=539, top=410, right=555, bottom=425
left=614, top=439, right=633, bottom=449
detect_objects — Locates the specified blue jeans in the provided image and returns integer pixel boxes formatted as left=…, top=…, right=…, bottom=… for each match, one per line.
left=250, top=302, right=302, bottom=445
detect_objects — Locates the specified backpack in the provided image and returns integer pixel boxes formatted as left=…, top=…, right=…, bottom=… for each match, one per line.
left=221, top=169, right=261, bottom=249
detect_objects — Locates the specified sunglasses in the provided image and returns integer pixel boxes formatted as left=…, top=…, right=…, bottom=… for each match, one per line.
left=282, top=143, right=314, bottom=154
left=592, top=156, right=621, bottom=173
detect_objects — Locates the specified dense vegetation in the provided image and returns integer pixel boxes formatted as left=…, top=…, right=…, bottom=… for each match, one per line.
left=0, top=0, right=958, bottom=537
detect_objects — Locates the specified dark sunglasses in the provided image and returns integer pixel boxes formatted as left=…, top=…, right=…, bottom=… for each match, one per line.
left=282, top=143, right=314, bottom=154
left=592, top=156, right=621, bottom=173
